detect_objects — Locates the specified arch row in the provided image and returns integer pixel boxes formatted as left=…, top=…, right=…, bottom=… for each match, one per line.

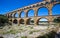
left=8, top=16, right=55, bottom=26
left=6, top=2, right=60, bottom=18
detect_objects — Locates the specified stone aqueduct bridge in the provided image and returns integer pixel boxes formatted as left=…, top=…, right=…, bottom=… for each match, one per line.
left=5, top=0, right=60, bottom=26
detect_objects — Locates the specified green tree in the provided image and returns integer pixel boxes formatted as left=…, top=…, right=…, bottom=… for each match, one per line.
left=0, top=14, right=9, bottom=27
left=53, top=17, right=60, bottom=26
left=31, top=20, right=34, bottom=23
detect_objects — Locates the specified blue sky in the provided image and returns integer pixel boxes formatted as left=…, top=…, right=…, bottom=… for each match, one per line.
left=0, top=0, right=43, bottom=14
left=0, top=0, right=60, bottom=20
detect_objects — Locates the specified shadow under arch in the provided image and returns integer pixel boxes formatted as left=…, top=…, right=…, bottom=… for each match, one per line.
left=9, top=19, right=12, bottom=22
left=52, top=3, right=60, bottom=15
left=37, top=7, right=49, bottom=16
left=19, top=19, right=24, bottom=25
left=27, top=9, right=34, bottom=17
left=13, top=19, right=17, bottom=24
left=26, top=18, right=34, bottom=25
left=37, top=18, right=49, bottom=25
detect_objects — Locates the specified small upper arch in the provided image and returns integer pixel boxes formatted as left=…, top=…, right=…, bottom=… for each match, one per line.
left=27, top=9, right=35, bottom=17
left=37, top=6, right=49, bottom=16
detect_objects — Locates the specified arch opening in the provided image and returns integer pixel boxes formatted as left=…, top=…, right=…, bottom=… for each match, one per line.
left=26, top=18, right=34, bottom=25
left=12, top=13, right=14, bottom=18
left=14, top=13, right=18, bottom=18
left=52, top=4, right=60, bottom=15
left=13, top=19, right=17, bottom=24
left=19, top=19, right=24, bottom=25
left=37, top=18, right=48, bottom=25
left=20, top=11, right=25, bottom=18
left=27, top=9, right=34, bottom=17
left=38, top=7, right=49, bottom=16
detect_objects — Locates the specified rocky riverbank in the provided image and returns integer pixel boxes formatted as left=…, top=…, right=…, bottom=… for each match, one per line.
left=0, top=25, right=59, bottom=38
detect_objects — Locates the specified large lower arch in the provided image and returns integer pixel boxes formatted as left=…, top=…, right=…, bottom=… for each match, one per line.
left=52, top=3, right=60, bottom=15
left=27, top=9, right=34, bottom=17
left=37, top=7, right=49, bottom=16
left=19, top=19, right=24, bottom=25
left=26, top=18, right=34, bottom=25
left=13, top=19, right=17, bottom=24
left=37, top=18, right=49, bottom=25
left=20, top=11, right=25, bottom=18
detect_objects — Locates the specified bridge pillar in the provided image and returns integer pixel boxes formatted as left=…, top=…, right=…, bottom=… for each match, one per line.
left=34, top=7, right=38, bottom=26
left=44, top=0, right=51, bottom=2
left=10, top=14, right=12, bottom=18
left=13, top=12, right=16, bottom=18
left=17, top=11, right=21, bottom=26
left=48, top=3, right=54, bottom=25
left=48, top=3, right=53, bottom=15
left=7, top=14, right=9, bottom=18
left=24, top=19, right=27, bottom=26
left=18, top=11, right=21, bottom=18
left=11, top=18, right=14, bottom=25
left=25, top=10, right=29, bottom=17
left=17, top=19, right=20, bottom=26
left=48, top=16, right=53, bottom=25
left=24, top=10, right=28, bottom=25
left=9, top=14, right=12, bottom=18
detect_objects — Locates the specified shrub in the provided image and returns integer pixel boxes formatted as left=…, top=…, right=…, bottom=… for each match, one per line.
left=29, top=31, right=33, bottom=34
left=36, top=31, right=56, bottom=38
left=0, top=14, right=9, bottom=27
left=21, top=36, right=27, bottom=38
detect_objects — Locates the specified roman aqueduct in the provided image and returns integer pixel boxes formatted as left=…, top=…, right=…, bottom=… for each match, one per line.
left=5, top=0, right=60, bottom=26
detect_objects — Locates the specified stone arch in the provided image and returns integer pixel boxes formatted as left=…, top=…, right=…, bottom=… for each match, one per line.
left=19, top=19, right=24, bottom=25
left=27, top=9, right=34, bottom=17
left=37, top=18, right=49, bottom=25
left=9, top=14, right=12, bottom=18
left=52, top=3, right=60, bottom=15
left=26, top=18, right=34, bottom=25
left=14, top=13, right=18, bottom=18
left=37, top=7, right=49, bottom=16
left=20, top=11, right=25, bottom=18
left=13, top=19, right=17, bottom=24
left=12, top=13, right=14, bottom=18
left=7, top=14, right=10, bottom=18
